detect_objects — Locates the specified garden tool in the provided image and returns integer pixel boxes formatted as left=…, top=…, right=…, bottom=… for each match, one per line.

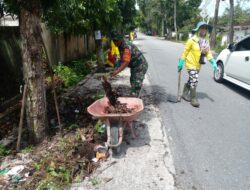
left=177, top=71, right=182, bottom=102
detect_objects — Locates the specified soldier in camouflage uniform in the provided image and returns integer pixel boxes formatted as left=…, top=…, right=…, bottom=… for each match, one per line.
left=110, top=32, right=148, bottom=97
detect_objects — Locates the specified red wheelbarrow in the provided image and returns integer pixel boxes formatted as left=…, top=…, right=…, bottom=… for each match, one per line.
left=87, top=97, right=144, bottom=154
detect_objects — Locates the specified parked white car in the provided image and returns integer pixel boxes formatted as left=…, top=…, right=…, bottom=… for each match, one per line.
left=214, top=35, right=250, bottom=91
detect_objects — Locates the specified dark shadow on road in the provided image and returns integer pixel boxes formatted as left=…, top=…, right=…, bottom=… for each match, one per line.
left=147, top=85, right=179, bottom=105
left=219, top=81, right=250, bottom=100
left=197, top=92, right=215, bottom=102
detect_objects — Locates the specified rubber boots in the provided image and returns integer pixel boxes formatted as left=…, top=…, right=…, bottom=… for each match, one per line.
left=182, top=83, right=191, bottom=102
left=190, top=87, right=200, bottom=107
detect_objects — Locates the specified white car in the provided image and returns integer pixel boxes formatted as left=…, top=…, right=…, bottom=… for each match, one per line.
left=214, top=35, right=250, bottom=91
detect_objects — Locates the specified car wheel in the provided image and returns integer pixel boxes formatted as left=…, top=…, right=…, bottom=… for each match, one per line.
left=214, top=62, right=224, bottom=83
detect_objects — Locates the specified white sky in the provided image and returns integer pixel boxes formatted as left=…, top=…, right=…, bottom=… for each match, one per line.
left=199, top=0, right=250, bottom=17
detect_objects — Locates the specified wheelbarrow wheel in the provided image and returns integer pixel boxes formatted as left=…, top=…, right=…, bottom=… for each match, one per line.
left=110, top=126, right=121, bottom=155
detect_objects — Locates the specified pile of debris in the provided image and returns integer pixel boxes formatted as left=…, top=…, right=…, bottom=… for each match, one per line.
left=102, top=75, right=134, bottom=114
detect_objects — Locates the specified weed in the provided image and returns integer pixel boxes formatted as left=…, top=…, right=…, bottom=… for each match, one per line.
left=91, top=177, right=102, bottom=186
left=0, top=145, right=11, bottom=157
left=21, top=146, right=33, bottom=154
left=92, top=92, right=105, bottom=101
left=94, top=120, right=106, bottom=134
left=69, top=124, right=79, bottom=130
left=33, top=162, right=42, bottom=171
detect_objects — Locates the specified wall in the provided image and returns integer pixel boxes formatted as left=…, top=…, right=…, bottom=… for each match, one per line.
left=0, top=26, right=22, bottom=100
left=0, top=25, right=96, bottom=101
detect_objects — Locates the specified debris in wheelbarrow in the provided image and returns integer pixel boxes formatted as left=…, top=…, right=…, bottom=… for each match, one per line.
left=105, top=103, right=134, bottom=114
left=101, top=75, right=135, bottom=114
left=101, top=75, right=118, bottom=106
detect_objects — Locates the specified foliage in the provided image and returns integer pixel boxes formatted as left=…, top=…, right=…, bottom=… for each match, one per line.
left=218, top=4, right=250, bottom=26
left=53, top=57, right=92, bottom=88
left=21, top=146, right=34, bottom=154
left=0, top=145, right=11, bottom=157
left=91, top=177, right=102, bottom=186
left=3, top=0, right=137, bottom=35
left=92, top=92, right=105, bottom=101
left=94, top=120, right=106, bottom=133
left=69, top=124, right=80, bottom=130
left=138, top=0, right=202, bottom=36
left=53, top=64, right=79, bottom=88
left=36, top=179, right=64, bottom=190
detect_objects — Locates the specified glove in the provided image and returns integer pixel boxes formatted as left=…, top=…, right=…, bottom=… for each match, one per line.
left=178, top=58, right=185, bottom=72
left=209, top=58, right=218, bottom=71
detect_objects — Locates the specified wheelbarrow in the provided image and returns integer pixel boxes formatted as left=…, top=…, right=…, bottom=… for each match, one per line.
left=87, top=97, right=144, bottom=154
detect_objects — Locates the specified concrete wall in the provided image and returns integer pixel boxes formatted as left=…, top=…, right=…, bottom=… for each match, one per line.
left=0, top=25, right=96, bottom=100
left=0, top=26, right=22, bottom=100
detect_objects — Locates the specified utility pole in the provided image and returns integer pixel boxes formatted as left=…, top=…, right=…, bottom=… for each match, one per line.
left=228, top=0, right=234, bottom=43
left=174, top=0, right=177, bottom=41
left=210, top=0, right=220, bottom=49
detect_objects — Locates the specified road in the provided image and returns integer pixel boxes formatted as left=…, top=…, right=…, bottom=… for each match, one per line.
left=136, top=33, right=250, bottom=190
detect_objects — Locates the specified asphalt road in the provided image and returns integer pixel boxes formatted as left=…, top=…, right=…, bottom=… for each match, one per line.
left=135, top=33, right=250, bottom=190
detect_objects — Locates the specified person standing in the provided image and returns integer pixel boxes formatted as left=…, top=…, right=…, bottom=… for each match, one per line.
left=178, top=21, right=218, bottom=107
left=110, top=31, right=148, bottom=97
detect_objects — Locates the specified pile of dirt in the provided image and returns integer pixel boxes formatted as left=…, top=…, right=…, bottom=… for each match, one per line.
left=102, top=76, right=134, bottom=114
left=105, top=102, right=134, bottom=114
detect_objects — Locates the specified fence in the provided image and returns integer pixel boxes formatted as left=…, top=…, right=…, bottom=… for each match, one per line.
left=0, top=25, right=96, bottom=101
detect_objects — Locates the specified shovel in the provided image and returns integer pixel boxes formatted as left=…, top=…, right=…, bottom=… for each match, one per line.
left=177, top=71, right=182, bottom=102
left=166, top=71, right=182, bottom=103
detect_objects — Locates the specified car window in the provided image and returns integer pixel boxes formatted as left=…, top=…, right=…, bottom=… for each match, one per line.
left=235, top=37, right=250, bottom=51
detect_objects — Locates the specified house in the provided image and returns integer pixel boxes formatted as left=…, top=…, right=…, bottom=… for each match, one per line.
left=0, top=15, right=19, bottom=26
left=219, top=22, right=250, bottom=45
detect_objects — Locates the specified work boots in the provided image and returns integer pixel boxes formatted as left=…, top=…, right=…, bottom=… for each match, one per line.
left=182, top=83, right=191, bottom=102
left=190, top=87, right=200, bottom=107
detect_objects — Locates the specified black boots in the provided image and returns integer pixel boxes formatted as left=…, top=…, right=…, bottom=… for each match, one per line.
left=190, top=87, right=200, bottom=107
left=182, top=83, right=191, bottom=102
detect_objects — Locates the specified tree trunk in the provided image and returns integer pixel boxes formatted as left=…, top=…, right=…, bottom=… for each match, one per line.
left=210, top=0, right=220, bottom=49
left=229, top=0, right=234, bottom=44
left=174, top=0, right=177, bottom=41
left=20, top=0, right=47, bottom=143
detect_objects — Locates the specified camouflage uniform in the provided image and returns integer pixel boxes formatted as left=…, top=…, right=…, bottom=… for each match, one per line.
left=119, top=40, right=148, bottom=97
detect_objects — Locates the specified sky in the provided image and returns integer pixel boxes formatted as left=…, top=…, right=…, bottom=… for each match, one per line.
left=199, top=0, right=250, bottom=18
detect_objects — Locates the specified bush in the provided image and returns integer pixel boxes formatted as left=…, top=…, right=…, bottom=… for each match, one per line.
left=53, top=64, right=79, bottom=88
left=53, top=57, right=93, bottom=88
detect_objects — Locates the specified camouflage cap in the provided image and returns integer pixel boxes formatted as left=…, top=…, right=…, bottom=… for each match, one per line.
left=110, top=30, right=123, bottom=41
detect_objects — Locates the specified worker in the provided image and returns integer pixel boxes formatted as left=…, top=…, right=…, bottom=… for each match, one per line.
left=178, top=21, right=218, bottom=107
left=110, top=31, right=148, bottom=97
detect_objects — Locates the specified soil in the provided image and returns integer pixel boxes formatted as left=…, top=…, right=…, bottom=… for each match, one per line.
left=102, top=76, right=134, bottom=114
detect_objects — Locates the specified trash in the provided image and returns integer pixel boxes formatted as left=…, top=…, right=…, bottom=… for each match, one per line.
left=102, top=177, right=113, bottom=183
left=94, top=145, right=108, bottom=153
left=93, top=145, right=109, bottom=161
left=5, top=165, right=24, bottom=176
left=0, top=168, right=10, bottom=176
left=96, top=152, right=106, bottom=160
left=92, top=158, right=98, bottom=163
left=11, top=175, right=22, bottom=183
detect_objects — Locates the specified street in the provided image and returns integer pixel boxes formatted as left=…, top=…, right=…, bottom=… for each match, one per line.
left=136, top=33, right=250, bottom=190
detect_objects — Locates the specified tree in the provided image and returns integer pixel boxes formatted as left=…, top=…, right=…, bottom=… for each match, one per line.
left=210, top=0, right=220, bottom=49
left=138, top=0, right=202, bottom=36
left=19, top=0, right=47, bottom=143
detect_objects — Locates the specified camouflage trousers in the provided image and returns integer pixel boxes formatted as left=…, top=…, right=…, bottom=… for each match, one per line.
left=130, top=59, right=148, bottom=97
